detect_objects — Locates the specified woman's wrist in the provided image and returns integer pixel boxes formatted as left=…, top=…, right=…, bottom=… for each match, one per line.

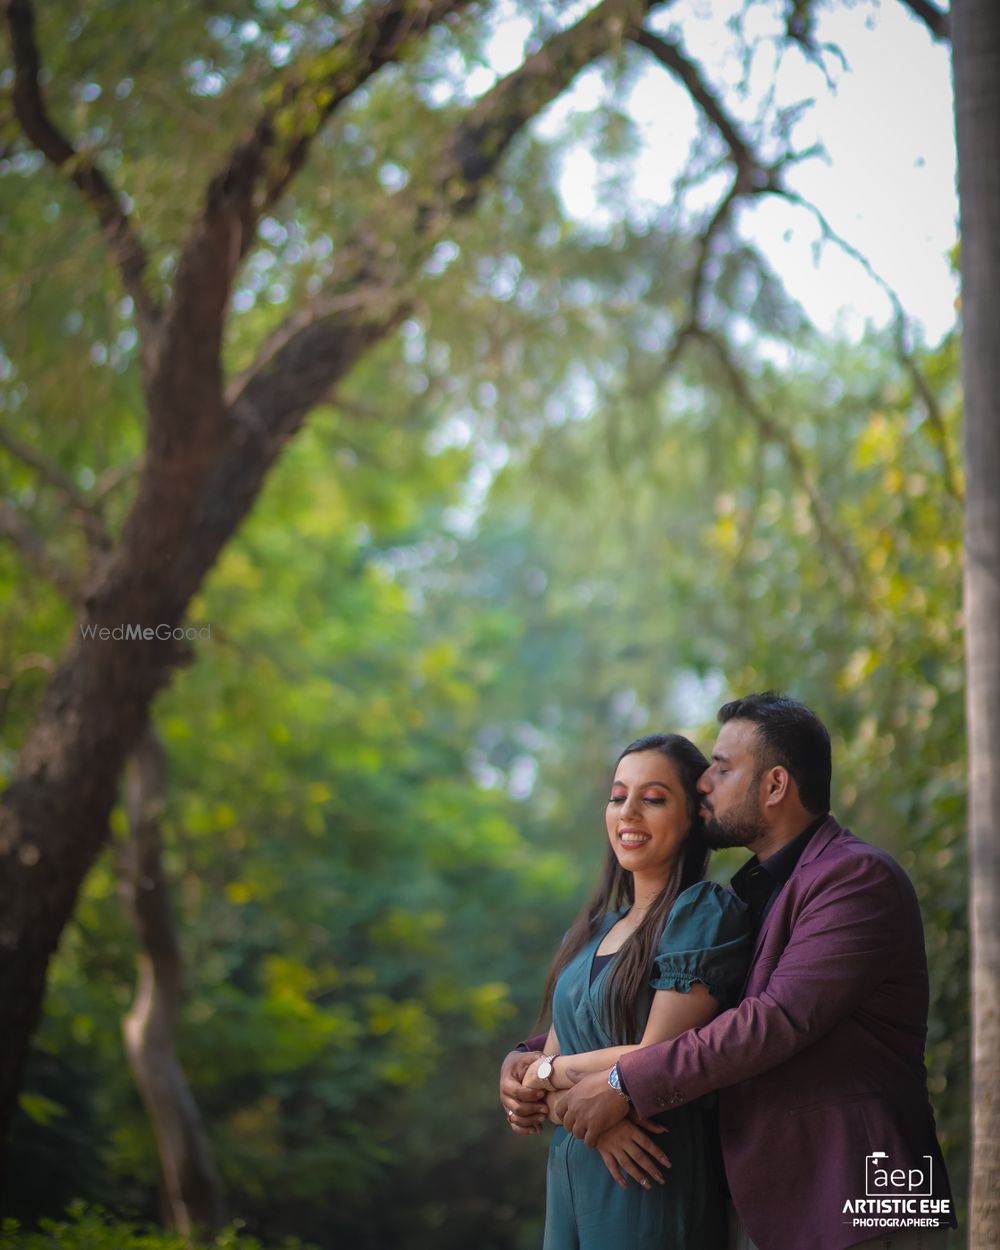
left=536, top=1053, right=559, bottom=1089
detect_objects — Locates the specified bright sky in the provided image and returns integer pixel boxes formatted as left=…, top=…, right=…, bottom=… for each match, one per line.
left=479, top=0, right=958, bottom=346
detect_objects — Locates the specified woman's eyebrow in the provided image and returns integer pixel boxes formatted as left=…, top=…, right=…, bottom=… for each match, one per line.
left=610, top=779, right=673, bottom=790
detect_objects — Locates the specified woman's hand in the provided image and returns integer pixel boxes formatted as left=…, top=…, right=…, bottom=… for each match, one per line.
left=522, top=1056, right=553, bottom=1090
left=596, top=1119, right=671, bottom=1191
left=499, top=1049, right=548, bottom=1136
left=548, top=1088, right=570, bottom=1126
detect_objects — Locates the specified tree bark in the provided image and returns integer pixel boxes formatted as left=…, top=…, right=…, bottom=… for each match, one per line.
left=119, top=728, right=226, bottom=1235
left=953, top=1, right=1000, bottom=1245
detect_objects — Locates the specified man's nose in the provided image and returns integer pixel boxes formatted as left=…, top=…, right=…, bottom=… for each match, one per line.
left=697, top=772, right=712, bottom=795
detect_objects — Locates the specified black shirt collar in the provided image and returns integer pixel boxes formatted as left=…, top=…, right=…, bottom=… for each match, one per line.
left=757, top=813, right=828, bottom=888
left=731, top=814, right=828, bottom=928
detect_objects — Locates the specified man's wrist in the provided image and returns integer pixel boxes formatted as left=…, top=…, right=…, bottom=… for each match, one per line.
left=608, top=1062, right=631, bottom=1102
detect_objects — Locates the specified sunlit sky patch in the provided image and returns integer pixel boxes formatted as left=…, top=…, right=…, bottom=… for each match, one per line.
left=483, top=0, right=957, bottom=345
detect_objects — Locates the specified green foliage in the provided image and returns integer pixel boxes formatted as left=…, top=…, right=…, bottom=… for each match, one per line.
left=0, top=1203, right=315, bottom=1250
left=0, top=1, right=967, bottom=1247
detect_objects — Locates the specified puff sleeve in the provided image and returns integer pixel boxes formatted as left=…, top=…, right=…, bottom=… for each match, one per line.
left=650, top=880, right=753, bottom=1010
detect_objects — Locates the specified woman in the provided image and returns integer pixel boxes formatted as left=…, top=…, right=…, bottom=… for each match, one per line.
left=522, top=733, right=752, bottom=1250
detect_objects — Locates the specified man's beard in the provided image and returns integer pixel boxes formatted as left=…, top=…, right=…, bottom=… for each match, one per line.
left=703, top=794, right=768, bottom=850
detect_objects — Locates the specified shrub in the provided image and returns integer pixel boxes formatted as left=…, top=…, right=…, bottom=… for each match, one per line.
left=0, top=1204, right=317, bottom=1250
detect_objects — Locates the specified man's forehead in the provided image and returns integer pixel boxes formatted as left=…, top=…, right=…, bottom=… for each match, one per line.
left=713, top=719, right=758, bottom=757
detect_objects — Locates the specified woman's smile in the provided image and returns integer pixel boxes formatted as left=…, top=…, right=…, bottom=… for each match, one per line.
left=605, top=751, right=692, bottom=889
left=617, top=827, right=652, bottom=848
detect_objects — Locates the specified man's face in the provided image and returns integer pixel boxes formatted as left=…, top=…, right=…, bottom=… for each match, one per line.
left=698, top=719, right=768, bottom=850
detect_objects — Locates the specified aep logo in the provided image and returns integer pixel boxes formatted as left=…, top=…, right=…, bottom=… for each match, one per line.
left=865, top=1151, right=934, bottom=1198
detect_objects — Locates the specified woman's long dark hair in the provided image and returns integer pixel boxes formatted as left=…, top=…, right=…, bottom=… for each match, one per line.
left=537, top=733, right=710, bottom=1045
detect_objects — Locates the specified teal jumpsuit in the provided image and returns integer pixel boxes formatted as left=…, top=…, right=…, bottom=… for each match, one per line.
left=543, top=880, right=752, bottom=1250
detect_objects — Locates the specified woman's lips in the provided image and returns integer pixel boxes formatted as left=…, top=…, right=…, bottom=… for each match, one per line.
left=618, top=829, right=650, bottom=847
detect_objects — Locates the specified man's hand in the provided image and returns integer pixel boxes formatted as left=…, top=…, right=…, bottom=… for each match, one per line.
left=596, top=1118, right=671, bottom=1190
left=560, top=1068, right=629, bottom=1146
left=522, top=1056, right=547, bottom=1089
left=499, top=1049, right=548, bottom=1136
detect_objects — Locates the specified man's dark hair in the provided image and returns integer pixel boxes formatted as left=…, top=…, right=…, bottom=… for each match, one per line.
left=718, top=691, right=831, bottom=815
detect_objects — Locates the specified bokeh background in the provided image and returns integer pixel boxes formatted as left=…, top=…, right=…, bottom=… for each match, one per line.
left=0, top=1, right=966, bottom=1247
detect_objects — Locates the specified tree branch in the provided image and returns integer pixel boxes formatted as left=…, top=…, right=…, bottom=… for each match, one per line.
left=686, top=325, right=862, bottom=585
left=152, top=0, right=475, bottom=447
left=632, top=28, right=772, bottom=189
left=120, top=726, right=227, bottom=1234
left=230, top=0, right=672, bottom=448
left=0, top=500, right=81, bottom=601
left=0, top=653, right=56, bottom=733
left=781, top=189, right=962, bottom=504
left=1, top=0, right=159, bottom=336
left=901, top=350, right=962, bottom=504
left=260, top=0, right=479, bottom=213
left=897, top=0, right=950, bottom=42
left=433, top=0, right=666, bottom=209
left=635, top=13, right=954, bottom=568
left=645, top=51, right=957, bottom=512
left=633, top=26, right=800, bottom=340
left=108, top=0, right=674, bottom=626
left=0, top=425, right=111, bottom=550
left=688, top=176, right=748, bottom=324
left=92, top=458, right=140, bottom=503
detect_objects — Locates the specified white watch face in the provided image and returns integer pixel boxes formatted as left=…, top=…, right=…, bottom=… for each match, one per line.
left=538, top=1058, right=553, bottom=1080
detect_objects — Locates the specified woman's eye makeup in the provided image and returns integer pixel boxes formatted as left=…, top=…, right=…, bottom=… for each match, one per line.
left=608, top=787, right=669, bottom=804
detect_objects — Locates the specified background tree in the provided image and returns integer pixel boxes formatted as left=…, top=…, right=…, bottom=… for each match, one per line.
left=0, top=0, right=680, bottom=1147
left=952, top=0, right=1000, bottom=1244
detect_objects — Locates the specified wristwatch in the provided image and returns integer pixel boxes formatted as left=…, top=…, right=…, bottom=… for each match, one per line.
left=537, top=1054, right=558, bottom=1085
left=608, top=1062, right=631, bottom=1101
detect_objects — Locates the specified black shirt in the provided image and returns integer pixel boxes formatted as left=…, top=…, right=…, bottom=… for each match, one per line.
left=730, top=814, right=828, bottom=933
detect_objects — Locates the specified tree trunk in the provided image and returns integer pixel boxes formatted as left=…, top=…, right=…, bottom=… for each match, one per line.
left=119, top=728, right=226, bottom=1235
left=953, top=1, right=1000, bottom=1244
left=0, top=623, right=184, bottom=1163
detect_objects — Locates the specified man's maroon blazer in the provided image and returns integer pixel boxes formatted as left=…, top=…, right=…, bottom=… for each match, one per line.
left=617, top=817, right=954, bottom=1250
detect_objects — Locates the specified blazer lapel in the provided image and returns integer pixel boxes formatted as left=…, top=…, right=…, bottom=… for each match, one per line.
left=748, top=815, right=842, bottom=963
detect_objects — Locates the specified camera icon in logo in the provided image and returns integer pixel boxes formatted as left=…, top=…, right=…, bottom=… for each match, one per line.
left=865, top=1151, right=933, bottom=1198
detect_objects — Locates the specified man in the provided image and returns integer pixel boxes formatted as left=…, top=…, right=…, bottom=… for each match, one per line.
left=500, top=693, right=955, bottom=1250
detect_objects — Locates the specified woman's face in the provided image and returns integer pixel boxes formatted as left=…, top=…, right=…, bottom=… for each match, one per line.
left=605, top=750, right=691, bottom=883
